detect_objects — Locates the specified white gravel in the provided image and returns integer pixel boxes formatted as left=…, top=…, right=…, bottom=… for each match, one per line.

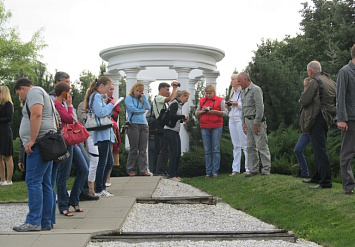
left=0, top=203, right=28, bottom=232
left=87, top=179, right=322, bottom=247
left=0, top=179, right=322, bottom=247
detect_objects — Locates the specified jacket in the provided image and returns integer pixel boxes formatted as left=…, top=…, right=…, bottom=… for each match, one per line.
left=300, top=72, right=336, bottom=133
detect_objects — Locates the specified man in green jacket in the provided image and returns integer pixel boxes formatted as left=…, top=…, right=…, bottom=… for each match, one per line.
left=301, top=61, right=336, bottom=189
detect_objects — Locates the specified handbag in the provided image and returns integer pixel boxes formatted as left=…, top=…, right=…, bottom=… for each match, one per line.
left=85, top=93, right=113, bottom=131
left=26, top=100, right=70, bottom=163
left=62, top=115, right=89, bottom=146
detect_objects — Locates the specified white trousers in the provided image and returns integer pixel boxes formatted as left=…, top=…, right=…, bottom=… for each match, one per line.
left=229, top=120, right=249, bottom=173
left=87, top=134, right=99, bottom=182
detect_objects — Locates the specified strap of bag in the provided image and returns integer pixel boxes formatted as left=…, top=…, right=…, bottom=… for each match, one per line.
left=25, top=98, right=60, bottom=130
left=313, top=77, right=323, bottom=100
left=154, top=97, right=167, bottom=116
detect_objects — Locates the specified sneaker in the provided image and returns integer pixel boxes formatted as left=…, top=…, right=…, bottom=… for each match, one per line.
left=105, top=183, right=111, bottom=187
left=0, top=181, right=7, bottom=185
left=13, top=223, right=41, bottom=232
left=4, top=181, right=12, bottom=185
left=95, top=190, right=114, bottom=197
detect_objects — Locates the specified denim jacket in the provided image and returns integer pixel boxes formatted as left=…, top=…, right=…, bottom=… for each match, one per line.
left=89, top=93, right=115, bottom=144
left=125, top=95, right=151, bottom=124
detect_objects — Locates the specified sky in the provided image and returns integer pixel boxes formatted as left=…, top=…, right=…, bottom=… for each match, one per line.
left=4, top=0, right=310, bottom=95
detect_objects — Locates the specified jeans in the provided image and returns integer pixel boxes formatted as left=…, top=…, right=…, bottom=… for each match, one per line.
left=51, top=162, right=59, bottom=225
left=77, top=142, right=90, bottom=195
left=294, top=133, right=310, bottom=177
left=25, top=144, right=53, bottom=228
left=164, top=129, right=181, bottom=178
left=57, top=145, right=89, bottom=211
left=95, top=141, right=113, bottom=193
left=201, top=127, right=222, bottom=176
left=309, top=113, right=332, bottom=187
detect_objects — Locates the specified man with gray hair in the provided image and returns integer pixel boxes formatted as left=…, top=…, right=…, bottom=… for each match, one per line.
left=238, top=72, right=271, bottom=177
left=337, top=44, right=355, bottom=195
left=301, top=61, right=336, bottom=189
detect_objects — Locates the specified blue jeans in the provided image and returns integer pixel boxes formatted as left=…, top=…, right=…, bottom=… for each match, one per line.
left=164, top=129, right=181, bottom=178
left=57, top=145, right=89, bottom=211
left=25, top=144, right=53, bottom=228
left=294, top=133, right=310, bottom=177
left=201, top=127, right=222, bottom=176
left=95, top=141, right=113, bottom=193
left=51, top=162, right=59, bottom=225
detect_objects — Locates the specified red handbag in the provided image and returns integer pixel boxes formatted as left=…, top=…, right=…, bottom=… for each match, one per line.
left=62, top=116, right=89, bottom=146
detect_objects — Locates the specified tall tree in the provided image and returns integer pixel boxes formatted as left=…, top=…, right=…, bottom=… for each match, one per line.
left=0, top=1, right=46, bottom=81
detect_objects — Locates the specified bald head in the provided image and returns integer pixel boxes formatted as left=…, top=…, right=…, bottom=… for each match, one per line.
left=237, top=72, right=251, bottom=89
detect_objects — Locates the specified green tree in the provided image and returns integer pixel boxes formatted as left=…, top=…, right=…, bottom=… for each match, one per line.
left=0, top=1, right=46, bottom=81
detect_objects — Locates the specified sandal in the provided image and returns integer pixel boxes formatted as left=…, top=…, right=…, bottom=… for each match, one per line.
left=69, top=204, right=84, bottom=212
left=60, top=210, right=74, bottom=217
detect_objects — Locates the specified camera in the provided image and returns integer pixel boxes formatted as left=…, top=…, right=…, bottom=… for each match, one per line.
left=205, top=106, right=211, bottom=112
left=226, top=101, right=232, bottom=107
left=172, top=82, right=180, bottom=87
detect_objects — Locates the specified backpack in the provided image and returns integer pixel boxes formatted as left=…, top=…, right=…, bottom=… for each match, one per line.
left=160, top=101, right=178, bottom=128
left=147, top=105, right=163, bottom=135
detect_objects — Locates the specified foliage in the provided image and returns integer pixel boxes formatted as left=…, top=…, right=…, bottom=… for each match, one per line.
left=0, top=1, right=46, bottom=81
left=245, top=0, right=355, bottom=132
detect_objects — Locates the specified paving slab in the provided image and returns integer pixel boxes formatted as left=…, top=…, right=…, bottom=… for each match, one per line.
left=0, top=176, right=161, bottom=247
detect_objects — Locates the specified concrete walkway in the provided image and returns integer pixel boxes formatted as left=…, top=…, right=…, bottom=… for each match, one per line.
left=0, top=176, right=161, bottom=247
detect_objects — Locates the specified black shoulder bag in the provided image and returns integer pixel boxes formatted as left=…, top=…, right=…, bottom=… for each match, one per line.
left=26, top=99, right=69, bottom=163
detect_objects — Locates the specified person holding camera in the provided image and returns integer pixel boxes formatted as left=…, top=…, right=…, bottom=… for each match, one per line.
left=227, top=74, right=249, bottom=176
left=125, top=82, right=151, bottom=177
left=164, top=90, right=189, bottom=181
left=195, top=84, right=228, bottom=178
left=152, top=81, right=178, bottom=177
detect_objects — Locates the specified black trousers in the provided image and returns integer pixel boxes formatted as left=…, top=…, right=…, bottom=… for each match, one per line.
left=309, top=113, right=332, bottom=187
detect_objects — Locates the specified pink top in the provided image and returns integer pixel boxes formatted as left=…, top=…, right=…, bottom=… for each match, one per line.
left=53, top=100, right=74, bottom=128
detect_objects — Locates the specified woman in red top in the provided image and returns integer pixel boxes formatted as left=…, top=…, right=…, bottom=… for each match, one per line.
left=195, top=85, right=228, bottom=178
left=53, top=82, right=89, bottom=217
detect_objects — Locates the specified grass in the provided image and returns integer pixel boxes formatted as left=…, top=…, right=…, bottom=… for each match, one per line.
left=0, top=177, right=75, bottom=201
left=2, top=174, right=354, bottom=246
left=183, top=174, right=355, bottom=247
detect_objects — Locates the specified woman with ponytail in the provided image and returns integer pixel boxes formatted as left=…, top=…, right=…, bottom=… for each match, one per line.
left=84, top=76, right=115, bottom=197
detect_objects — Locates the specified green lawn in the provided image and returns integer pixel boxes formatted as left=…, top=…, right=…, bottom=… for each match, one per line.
left=2, top=174, right=355, bottom=247
left=183, top=174, right=355, bottom=247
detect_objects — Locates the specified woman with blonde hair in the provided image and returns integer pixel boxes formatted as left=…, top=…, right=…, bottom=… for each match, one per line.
left=227, top=74, right=249, bottom=176
left=85, top=76, right=116, bottom=197
left=164, top=90, right=189, bottom=181
left=0, top=86, right=14, bottom=185
left=195, top=84, right=228, bottom=178
left=125, top=82, right=151, bottom=176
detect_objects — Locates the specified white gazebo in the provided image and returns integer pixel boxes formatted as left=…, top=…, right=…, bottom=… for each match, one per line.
left=99, top=43, right=225, bottom=153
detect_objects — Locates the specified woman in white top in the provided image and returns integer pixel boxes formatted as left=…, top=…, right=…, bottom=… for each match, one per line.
left=227, top=74, right=249, bottom=176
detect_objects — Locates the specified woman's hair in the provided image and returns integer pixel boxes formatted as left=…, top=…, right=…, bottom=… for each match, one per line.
left=231, top=74, right=238, bottom=79
left=0, top=86, right=13, bottom=105
left=84, top=76, right=112, bottom=109
left=128, top=82, right=144, bottom=103
left=54, top=82, right=70, bottom=96
left=173, top=90, right=190, bottom=100
left=205, top=84, right=216, bottom=93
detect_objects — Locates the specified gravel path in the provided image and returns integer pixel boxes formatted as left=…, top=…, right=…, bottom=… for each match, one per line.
left=88, top=179, right=322, bottom=247
left=0, top=179, right=322, bottom=246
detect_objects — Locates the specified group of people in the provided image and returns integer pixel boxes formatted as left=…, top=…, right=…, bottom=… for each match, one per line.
left=2, top=43, right=355, bottom=232
left=10, top=72, right=121, bottom=232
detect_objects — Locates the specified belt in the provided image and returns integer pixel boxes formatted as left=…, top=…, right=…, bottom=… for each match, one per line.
left=245, top=115, right=255, bottom=120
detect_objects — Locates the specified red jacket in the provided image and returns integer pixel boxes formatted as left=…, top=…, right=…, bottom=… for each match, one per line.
left=199, top=96, right=223, bottom=129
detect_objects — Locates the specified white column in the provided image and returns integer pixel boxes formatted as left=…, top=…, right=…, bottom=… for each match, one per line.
left=204, top=71, right=220, bottom=91
left=104, top=71, right=121, bottom=99
left=174, top=67, right=192, bottom=154
left=123, top=67, right=142, bottom=149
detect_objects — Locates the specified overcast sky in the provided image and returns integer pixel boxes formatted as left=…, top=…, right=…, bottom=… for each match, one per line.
left=5, top=0, right=310, bottom=95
